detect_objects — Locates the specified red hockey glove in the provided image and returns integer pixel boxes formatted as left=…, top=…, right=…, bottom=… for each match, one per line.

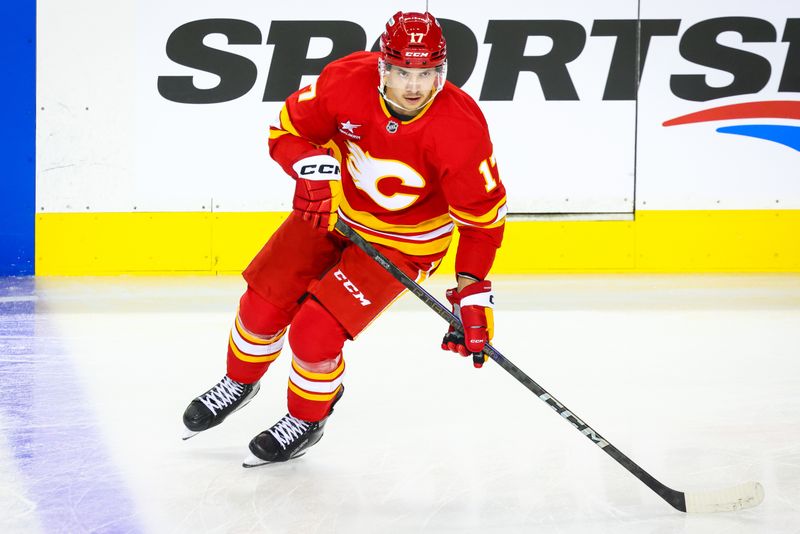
left=291, top=154, right=342, bottom=232
left=441, top=280, right=495, bottom=368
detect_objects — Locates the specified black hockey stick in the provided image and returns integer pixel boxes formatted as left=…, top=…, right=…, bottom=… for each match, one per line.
left=335, top=218, right=764, bottom=513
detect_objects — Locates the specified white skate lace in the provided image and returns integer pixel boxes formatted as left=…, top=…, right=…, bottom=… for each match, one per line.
left=199, top=376, right=245, bottom=415
left=268, top=415, right=311, bottom=450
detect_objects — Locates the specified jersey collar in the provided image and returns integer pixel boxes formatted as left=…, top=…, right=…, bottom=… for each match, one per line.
left=378, top=93, right=435, bottom=125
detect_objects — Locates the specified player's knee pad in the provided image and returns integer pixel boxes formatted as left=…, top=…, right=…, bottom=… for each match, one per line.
left=289, top=298, right=348, bottom=363
left=238, top=286, right=291, bottom=335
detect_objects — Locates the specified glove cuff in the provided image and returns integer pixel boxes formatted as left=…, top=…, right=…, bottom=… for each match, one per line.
left=457, top=280, right=494, bottom=308
left=292, top=154, right=341, bottom=181
left=461, top=292, right=494, bottom=309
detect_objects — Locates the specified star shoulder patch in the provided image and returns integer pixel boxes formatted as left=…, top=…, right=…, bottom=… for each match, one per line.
left=340, top=120, right=361, bottom=133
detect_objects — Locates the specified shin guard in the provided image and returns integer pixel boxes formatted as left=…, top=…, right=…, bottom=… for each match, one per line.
left=286, top=298, right=348, bottom=421
left=226, top=288, right=290, bottom=384
left=287, top=355, right=345, bottom=422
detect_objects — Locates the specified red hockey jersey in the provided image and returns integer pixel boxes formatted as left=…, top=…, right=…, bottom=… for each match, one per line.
left=268, top=51, right=506, bottom=279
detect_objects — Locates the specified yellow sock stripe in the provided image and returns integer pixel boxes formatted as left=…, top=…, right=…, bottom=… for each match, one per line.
left=289, top=367, right=344, bottom=394
left=234, top=315, right=286, bottom=346
left=229, top=333, right=282, bottom=363
left=291, top=357, right=345, bottom=381
left=231, top=326, right=285, bottom=357
left=288, top=381, right=342, bottom=402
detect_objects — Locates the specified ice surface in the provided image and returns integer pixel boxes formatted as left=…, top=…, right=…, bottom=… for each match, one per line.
left=1, top=274, right=799, bottom=533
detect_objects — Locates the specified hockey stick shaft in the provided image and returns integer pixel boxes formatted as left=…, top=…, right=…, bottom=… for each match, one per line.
left=335, top=219, right=687, bottom=511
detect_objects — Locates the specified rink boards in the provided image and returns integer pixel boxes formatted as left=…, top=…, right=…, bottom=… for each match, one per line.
left=35, top=210, right=800, bottom=275
left=30, top=0, right=800, bottom=274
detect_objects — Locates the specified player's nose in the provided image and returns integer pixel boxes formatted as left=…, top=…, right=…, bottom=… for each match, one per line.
left=406, top=76, right=421, bottom=90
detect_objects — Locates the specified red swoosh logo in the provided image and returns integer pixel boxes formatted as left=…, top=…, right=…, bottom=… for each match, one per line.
left=663, top=101, right=800, bottom=127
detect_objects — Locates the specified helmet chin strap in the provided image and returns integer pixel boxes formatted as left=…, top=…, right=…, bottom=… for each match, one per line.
left=378, top=85, right=440, bottom=114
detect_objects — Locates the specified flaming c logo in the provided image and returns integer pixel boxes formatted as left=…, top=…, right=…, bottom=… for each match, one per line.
left=345, top=140, right=426, bottom=210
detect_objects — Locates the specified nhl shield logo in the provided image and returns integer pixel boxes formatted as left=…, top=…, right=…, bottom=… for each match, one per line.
left=386, top=120, right=399, bottom=134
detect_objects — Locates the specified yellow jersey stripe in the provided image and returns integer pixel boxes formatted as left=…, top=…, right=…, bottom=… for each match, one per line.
left=339, top=196, right=452, bottom=235
left=348, top=227, right=452, bottom=255
left=378, top=93, right=435, bottom=124
left=449, top=197, right=508, bottom=224
left=269, top=129, right=290, bottom=140
left=279, top=105, right=301, bottom=137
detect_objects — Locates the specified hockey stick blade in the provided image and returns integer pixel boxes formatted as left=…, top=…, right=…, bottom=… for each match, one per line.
left=684, top=481, right=764, bottom=513
left=334, top=219, right=764, bottom=513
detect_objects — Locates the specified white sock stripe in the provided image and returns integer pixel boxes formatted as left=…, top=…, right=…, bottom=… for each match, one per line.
left=288, top=368, right=345, bottom=394
left=230, top=326, right=285, bottom=356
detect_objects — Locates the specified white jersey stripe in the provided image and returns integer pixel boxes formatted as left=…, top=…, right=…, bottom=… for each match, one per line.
left=449, top=204, right=507, bottom=227
left=339, top=211, right=454, bottom=242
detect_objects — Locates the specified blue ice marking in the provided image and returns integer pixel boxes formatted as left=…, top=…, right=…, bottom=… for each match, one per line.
left=0, top=277, right=143, bottom=533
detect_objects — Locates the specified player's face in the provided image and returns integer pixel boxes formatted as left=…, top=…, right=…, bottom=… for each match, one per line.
left=383, top=66, right=438, bottom=115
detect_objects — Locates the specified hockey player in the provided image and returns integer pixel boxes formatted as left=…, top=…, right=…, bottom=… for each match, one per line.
left=182, top=11, right=507, bottom=467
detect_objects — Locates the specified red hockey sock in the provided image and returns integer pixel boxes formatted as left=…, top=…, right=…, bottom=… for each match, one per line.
left=226, top=287, right=291, bottom=384
left=286, top=299, right=348, bottom=421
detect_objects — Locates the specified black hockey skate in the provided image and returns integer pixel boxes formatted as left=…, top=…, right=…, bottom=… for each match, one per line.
left=242, top=387, right=344, bottom=467
left=182, top=375, right=260, bottom=440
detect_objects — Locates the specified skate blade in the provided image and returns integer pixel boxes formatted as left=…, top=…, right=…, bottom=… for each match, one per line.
left=242, top=452, right=270, bottom=468
left=241, top=451, right=306, bottom=468
left=182, top=427, right=200, bottom=441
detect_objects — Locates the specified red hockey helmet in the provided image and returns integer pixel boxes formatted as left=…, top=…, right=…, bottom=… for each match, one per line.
left=380, top=11, right=447, bottom=68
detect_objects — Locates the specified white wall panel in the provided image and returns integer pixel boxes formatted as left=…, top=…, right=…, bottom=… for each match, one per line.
left=38, top=0, right=638, bottom=214
left=37, top=1, right=138, bottom=212
left=637, top=0, right=800, bottom=210
left=37, top=0, right=798, bottom=214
